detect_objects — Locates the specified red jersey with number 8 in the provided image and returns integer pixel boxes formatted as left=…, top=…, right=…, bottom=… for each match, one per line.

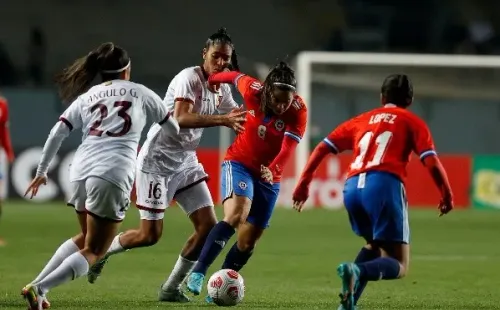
left=224, top=74, right=307, bottom=181
left=323, top=104, right=436, bottom=183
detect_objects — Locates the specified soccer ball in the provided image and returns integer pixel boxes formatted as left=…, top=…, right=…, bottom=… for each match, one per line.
left=206, top=269, right=245, bottom=306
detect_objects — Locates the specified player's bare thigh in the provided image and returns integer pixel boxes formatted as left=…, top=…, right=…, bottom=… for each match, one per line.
left=223, top=194, right=251, bottom=228
left=67, top=181, right=89, bottom=249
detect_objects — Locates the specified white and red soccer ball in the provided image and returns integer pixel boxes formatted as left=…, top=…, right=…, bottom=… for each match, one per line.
left=207, top=269, right=245, bottom=306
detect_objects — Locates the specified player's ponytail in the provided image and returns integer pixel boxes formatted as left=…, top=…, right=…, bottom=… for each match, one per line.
left=261, top=60, right=297, bottom=112
left=381, top=74, right=413, bottom=108
left=55, top=42, right=130, bottom=103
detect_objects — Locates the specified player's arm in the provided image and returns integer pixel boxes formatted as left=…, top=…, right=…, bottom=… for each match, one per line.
left=292, top=119, right=353, bottom=211
left=411, top=118, right=453, bottom=215
left=0, top=99, right=14, bottom=162
left=175, top=99, right=241, bottom=129
left=141, top=86, right=180, bottom=135
left=208, top=71, right=261, bottom=104
left=36, top=99, right=83, bottom=178
left=267, top=100, right=308, bottom=177
left=170, top=72, right=245, bottom=131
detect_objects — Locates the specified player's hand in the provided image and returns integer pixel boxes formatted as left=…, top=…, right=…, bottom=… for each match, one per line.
left=438, top=193, right=453, bottom=216
left=260, top=165, right=273, bottom=183
left=24, top=175, right=47, bottom=199
left=225, top=107, right=246, bottom=134
left=292, top=183, right=309, bottom=212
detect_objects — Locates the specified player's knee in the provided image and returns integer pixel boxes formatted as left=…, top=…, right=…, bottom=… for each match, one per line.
left=72, top=233, right=86, bottom=249
left=222, top=206, right=247, bottom=227
left=236, top=239, right=256, bottom=253
left=138, top=221, right=163, bottom=246
left=398, top=263, right=408, bottom=278
left=140, top=229, right=161, bottom=246
left=194, top=221, right=215, bottom=239
left=81, top=246, right=108, bottom=265
left=223, top=213, right=244, bottom=228
left=190, top=207, right=217, bottom=235
left=223, top=196, right=251, bottom=228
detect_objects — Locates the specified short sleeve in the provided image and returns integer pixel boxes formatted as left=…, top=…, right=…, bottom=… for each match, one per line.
left=323, top=119, right=355, bottom=154
left=59, top=98, right=83, bottom=131
left=141, top=86, right=171, bottom=124
left=409, top=115, right=436, bottom=160
left=217, top=85, right=239, bottom=114
left=173, top=70, right=198, bottom=104
left=284, top=97, right=307, bottom=143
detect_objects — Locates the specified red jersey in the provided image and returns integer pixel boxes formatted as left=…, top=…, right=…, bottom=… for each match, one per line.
left=0, top=96, right=14, bottom=162
left=224, top=75, right=307, bottom=182
left=325, top=104, right=435, bottom=182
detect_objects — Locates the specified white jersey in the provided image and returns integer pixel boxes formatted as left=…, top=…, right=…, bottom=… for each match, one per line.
left=37, top=79, right=176, bottom=194
left=138, top=66, right=239, bottom=175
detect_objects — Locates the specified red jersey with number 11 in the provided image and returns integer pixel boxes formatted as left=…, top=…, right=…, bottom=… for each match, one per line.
left=224, top=75, right=307, bottom=182
left=323, top=104, right=436, bottom=183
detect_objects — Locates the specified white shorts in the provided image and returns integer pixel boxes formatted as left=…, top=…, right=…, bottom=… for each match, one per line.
left=136, top=164, right=213, bottom=220
left=67, top=177, right=131, bottom=222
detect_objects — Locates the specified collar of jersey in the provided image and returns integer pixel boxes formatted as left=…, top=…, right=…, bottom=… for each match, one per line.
left=384, top=103, right=397, bottom=108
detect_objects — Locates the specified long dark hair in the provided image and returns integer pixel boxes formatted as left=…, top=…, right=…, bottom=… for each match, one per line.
left=205, top=27, right=240, bottom=71
left=261, top=61, right=296, bottom=112
left=55, top=42, right=130, bottom=103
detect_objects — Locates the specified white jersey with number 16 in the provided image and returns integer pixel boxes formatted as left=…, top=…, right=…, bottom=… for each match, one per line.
left=59, top=80, right=175, bottom=194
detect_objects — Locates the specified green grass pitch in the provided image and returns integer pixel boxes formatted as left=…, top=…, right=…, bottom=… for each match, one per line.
left=0, top=201, right=499, bottom=309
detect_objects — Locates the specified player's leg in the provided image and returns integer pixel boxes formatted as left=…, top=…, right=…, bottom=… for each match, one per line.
left=221, top=180, right=279, bottom=272
left=356, top=175, right=409, bottom=278
left=341, top=176, right=382, bottom=307
left=23, top=177, right=129, bottom=309
left=357, top=177, right=410, bottom=278
left=159, top=178, right=216, bottom=302
left=22, top=182, right=87, bottom=309
left=338, top=173, right=409, bottom=309
left=336, top=175, right=375, bottom=310
left=87, top=171, right=167, bottom=283
left=187, top=161, right=253, bottom=295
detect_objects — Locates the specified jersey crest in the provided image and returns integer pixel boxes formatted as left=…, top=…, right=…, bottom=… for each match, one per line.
left=274, top=119, right=285, bottom=131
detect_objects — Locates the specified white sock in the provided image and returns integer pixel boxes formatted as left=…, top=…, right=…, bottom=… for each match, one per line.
left=106, top=233, right=126, bottom=256
left=161, top=255, right=196, bottom=291
left=32, top=239, right=80, bottom=284
left=37, top=252, right=89, bottom=295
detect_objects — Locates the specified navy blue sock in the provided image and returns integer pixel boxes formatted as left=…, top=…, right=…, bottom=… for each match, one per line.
left=192, top=221, right=235, bottom=275
left=221, top=242, right=254, bottom=272
left=353, top=247, right=380, bottom=304
left=357, top=257, right=400, bottom=281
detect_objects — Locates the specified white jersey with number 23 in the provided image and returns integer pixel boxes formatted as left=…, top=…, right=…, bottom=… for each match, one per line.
left=55, top=80, right=175, bottom=194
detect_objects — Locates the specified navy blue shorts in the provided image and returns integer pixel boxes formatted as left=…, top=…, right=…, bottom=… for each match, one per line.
left=343, top=171, right=410, bottom=244
left=221, top=160, right=280, bottom=228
